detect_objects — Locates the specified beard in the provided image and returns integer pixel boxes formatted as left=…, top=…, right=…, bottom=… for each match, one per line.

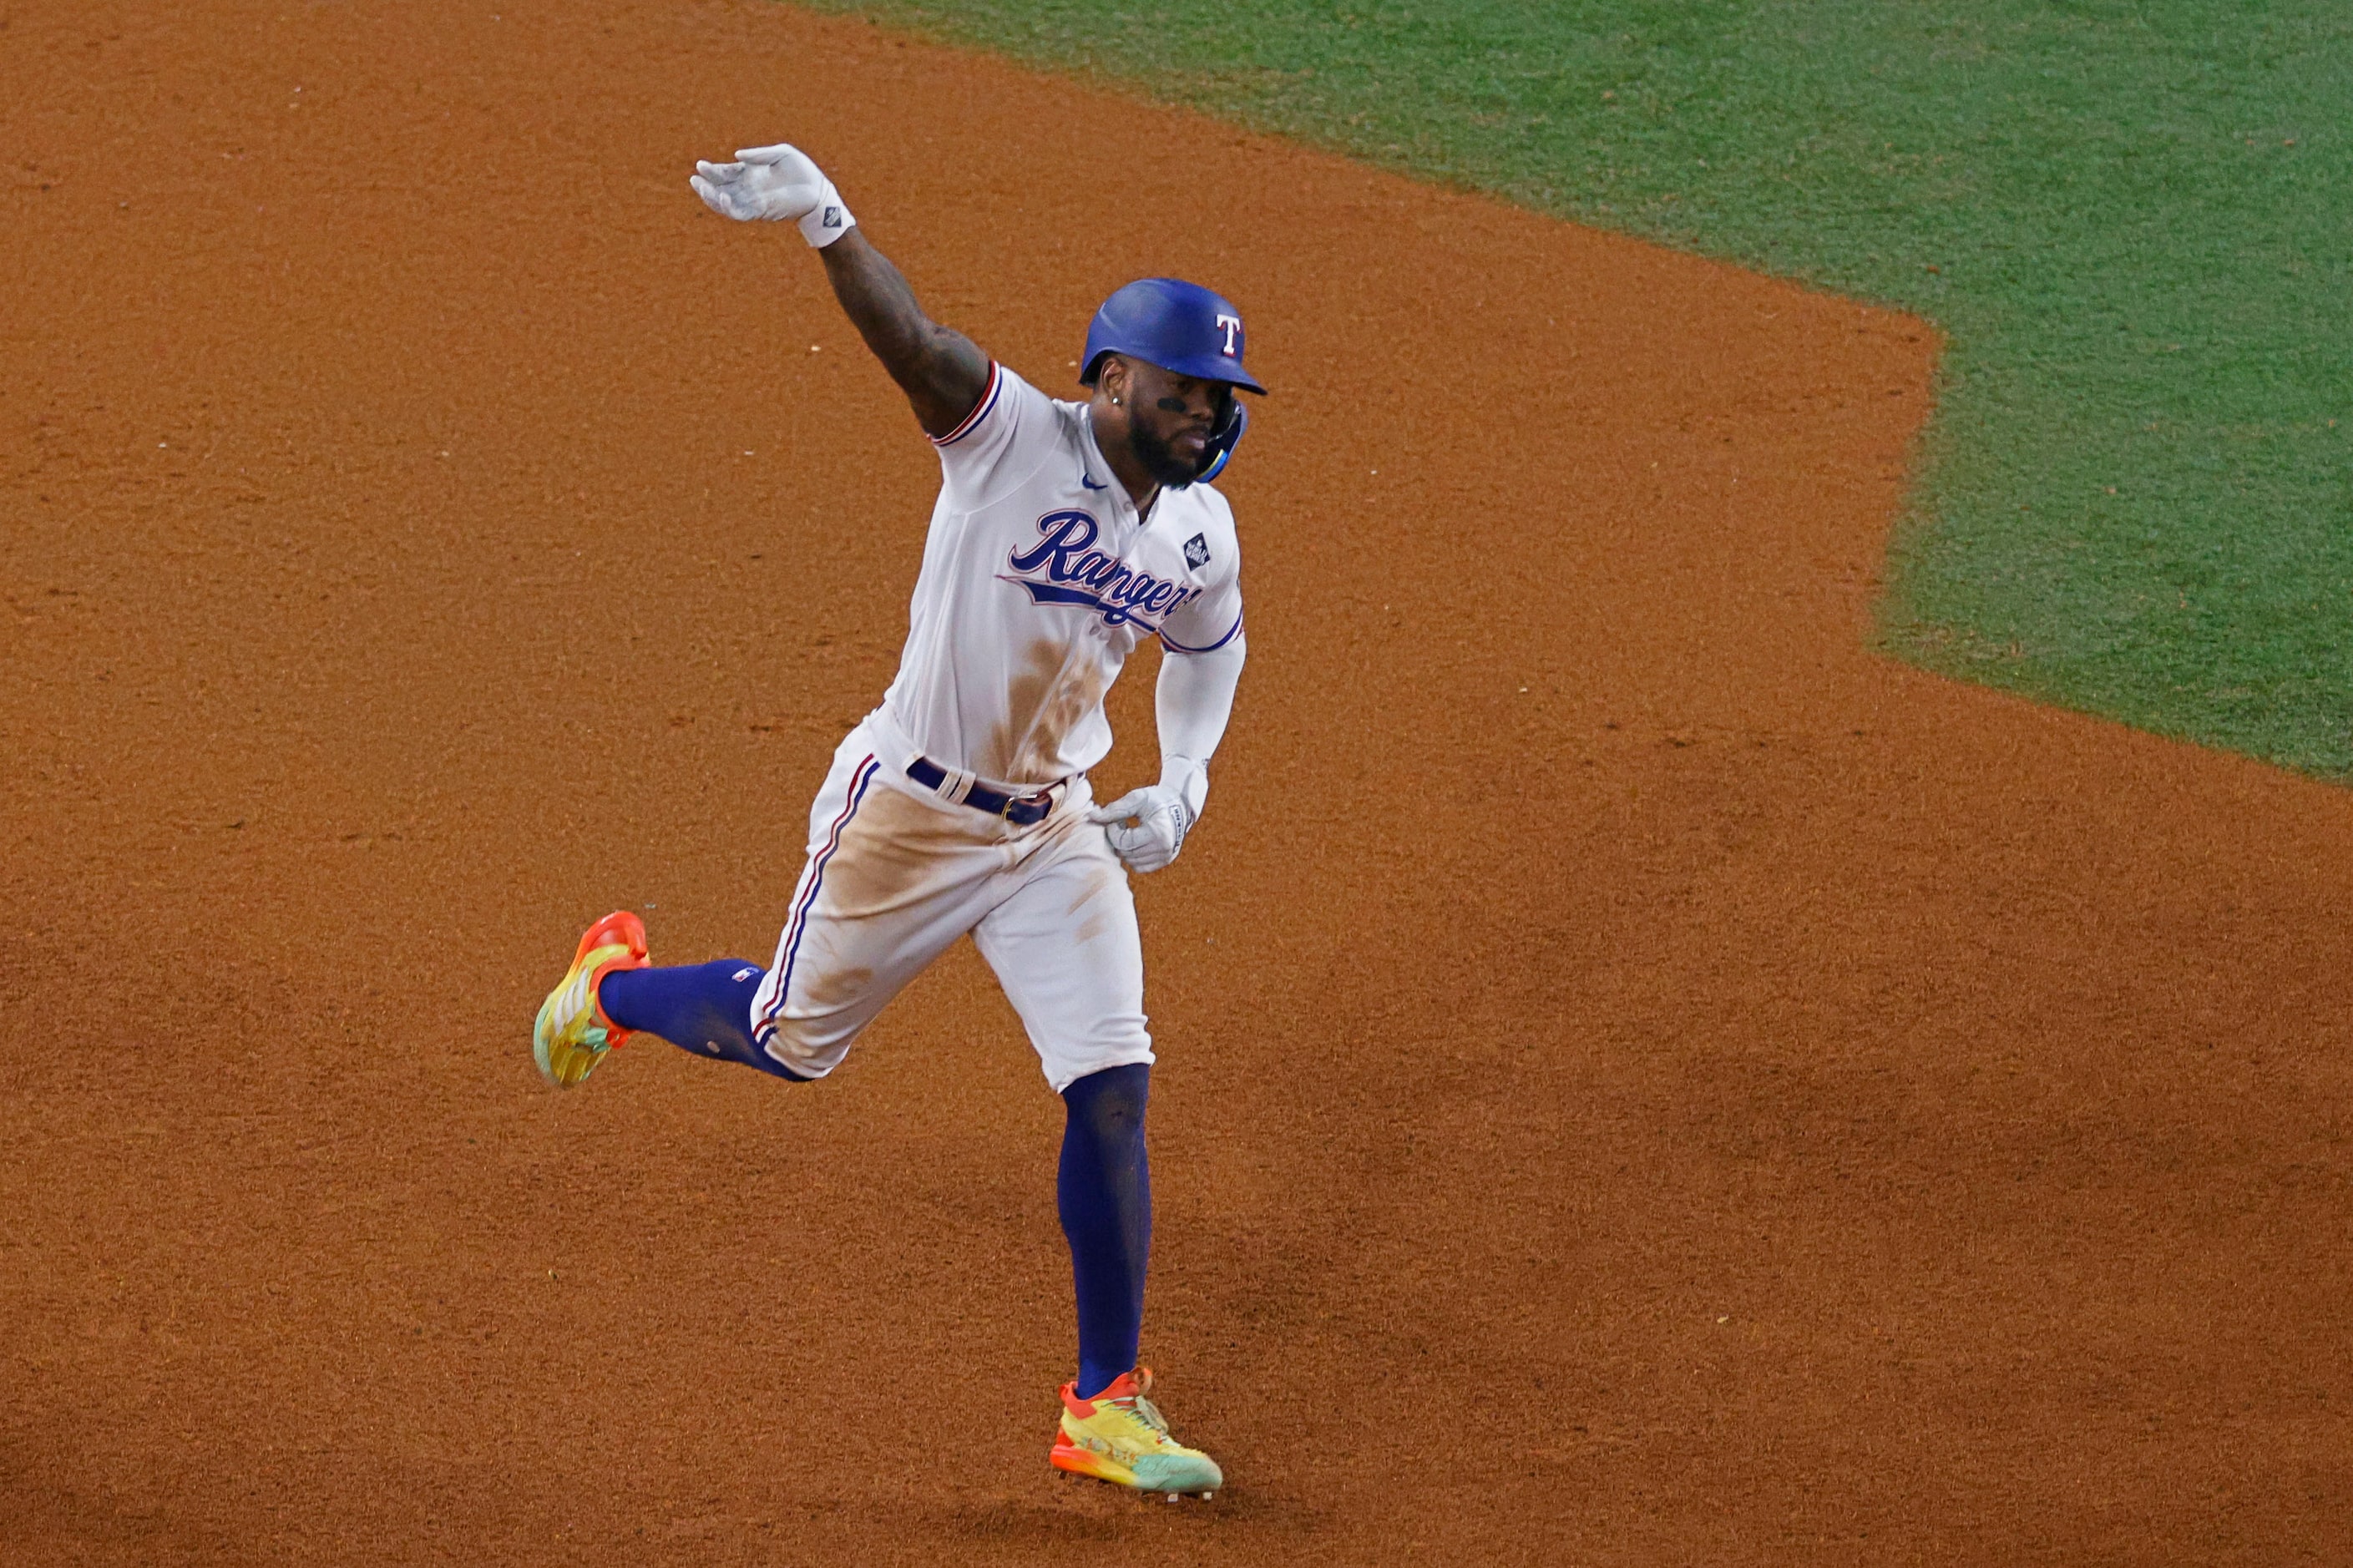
left=1125, top=418, right=1205, bottom=490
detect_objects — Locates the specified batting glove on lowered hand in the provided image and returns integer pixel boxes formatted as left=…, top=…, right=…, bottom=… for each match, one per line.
left=689, top=143, right=856, bottom=248
left=1088, top=765, right=1207, bottom=876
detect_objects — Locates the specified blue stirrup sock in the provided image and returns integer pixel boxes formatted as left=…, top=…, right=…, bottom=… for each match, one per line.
left=1060, top=1063, right=1152, bottom=1400
left=599, top=960, right=802, bottom=1081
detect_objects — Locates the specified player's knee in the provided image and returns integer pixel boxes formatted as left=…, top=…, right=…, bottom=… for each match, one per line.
left=1064, top=1062, right=1150, bottom=1140
left=753, top=1014, right=855, bottom=1082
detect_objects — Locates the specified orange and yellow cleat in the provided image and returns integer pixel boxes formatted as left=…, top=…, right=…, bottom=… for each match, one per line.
left=532, top=910, right=650, bottom=1089
left=1050, top=1368, right=1222, bottom=1499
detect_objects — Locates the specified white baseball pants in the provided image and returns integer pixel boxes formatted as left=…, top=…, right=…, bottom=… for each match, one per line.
left=748, top=721, right=1154, bottom=1091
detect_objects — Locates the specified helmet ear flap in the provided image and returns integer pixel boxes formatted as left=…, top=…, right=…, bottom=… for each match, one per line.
left=1198, top=397, right=1248, bottom=483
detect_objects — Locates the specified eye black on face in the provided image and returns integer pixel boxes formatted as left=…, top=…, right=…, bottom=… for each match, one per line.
left=1151, top=372, right=1216, bottom=418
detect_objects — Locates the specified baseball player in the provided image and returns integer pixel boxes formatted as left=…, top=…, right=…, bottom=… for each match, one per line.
left=530, top=143, right=1259, bottom=1499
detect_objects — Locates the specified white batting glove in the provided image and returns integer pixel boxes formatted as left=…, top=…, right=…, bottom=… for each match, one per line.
left=1087, top=766, right=1207, bottom=876
left=689, top=143, right=856, bottom=248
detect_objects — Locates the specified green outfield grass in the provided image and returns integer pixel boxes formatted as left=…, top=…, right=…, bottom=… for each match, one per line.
left=805, top=0, right=2353, bottom=776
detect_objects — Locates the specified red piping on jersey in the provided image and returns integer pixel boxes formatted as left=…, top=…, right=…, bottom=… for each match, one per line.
left=930, top=362, right=1003, bottom=448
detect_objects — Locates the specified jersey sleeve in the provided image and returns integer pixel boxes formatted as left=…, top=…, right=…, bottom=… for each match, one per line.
left=931, top=363, right=1058, bottom=501
left=1156, top=507, right=1244, bottom=655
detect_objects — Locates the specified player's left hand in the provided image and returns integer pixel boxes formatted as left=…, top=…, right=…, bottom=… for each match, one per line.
left=1088, top=783, right=1197, bottom=875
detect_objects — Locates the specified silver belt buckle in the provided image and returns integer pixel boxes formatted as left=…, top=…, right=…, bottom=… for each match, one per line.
left=1004, top=781, right=1058, bottom=820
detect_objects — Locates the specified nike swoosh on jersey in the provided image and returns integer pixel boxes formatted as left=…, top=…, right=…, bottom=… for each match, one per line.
left=1080, top=470, right=1109, bottom=490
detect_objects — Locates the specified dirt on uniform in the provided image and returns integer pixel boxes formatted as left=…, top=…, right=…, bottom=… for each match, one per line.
left=5, top=3, right=2349, bottom=1564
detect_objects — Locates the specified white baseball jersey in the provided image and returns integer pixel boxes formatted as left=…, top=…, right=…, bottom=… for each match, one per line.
left=868, top=362, right=1245, bottom=789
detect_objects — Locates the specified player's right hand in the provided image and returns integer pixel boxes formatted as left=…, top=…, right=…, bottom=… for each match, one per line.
left=690, top=144, right=855, bottom=247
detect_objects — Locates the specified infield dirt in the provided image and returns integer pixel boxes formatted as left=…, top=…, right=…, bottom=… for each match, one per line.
left=6, top=3, right=2350, bottom=1564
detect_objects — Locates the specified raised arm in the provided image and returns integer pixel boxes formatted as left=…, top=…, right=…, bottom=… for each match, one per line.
left=816, top=230, right=991, bottom=438
left=691, top=143, right=990, bottom=439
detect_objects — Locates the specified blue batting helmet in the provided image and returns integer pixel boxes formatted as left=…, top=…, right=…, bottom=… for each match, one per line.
left=1079, top=278, right=1267, bottom=395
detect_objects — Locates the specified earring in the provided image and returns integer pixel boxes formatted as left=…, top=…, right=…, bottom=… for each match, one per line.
left=1111, top=396, right=1122, bottom=405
